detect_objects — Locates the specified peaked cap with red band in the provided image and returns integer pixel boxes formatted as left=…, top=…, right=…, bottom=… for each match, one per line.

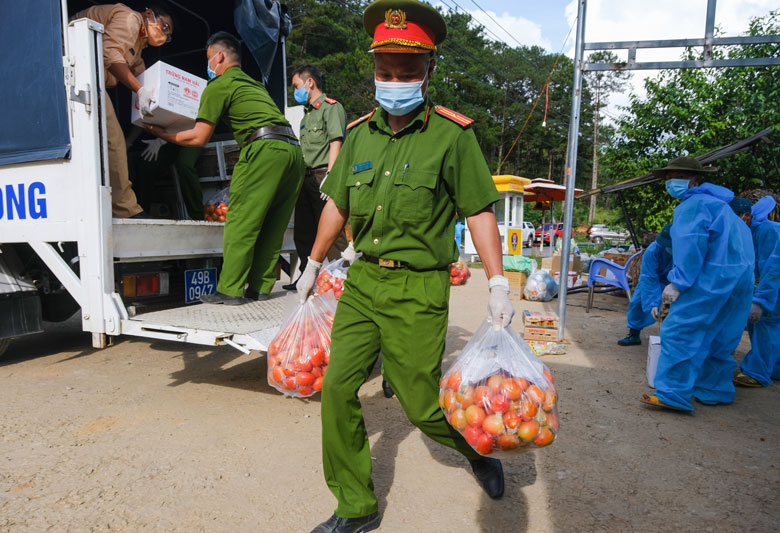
left=364, top=0, right=447, bottom=53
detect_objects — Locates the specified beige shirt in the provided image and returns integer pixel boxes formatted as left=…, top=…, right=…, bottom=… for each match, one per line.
left=72, top=3, right=147, bottom=88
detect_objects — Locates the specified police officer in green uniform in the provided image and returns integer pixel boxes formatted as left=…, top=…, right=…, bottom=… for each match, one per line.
left=287, top=64, right=349, bottom=289
left=145, top=32, right=305, bottom=304
left=297, top=2, right=515, bottom=531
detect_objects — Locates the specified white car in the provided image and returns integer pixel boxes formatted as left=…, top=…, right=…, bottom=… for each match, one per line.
left=521, top=221, right=535, bottom=247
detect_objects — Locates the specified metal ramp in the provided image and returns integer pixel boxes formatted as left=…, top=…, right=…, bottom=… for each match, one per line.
left=120, top=291, right=290, bottom=353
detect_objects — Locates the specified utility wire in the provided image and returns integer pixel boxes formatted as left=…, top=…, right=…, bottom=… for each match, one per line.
left=497, top=17, right=577, bottom=173
left=467, top=0, right=527, bottom=50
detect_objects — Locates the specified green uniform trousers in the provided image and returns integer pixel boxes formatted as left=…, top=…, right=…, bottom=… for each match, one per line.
left=129, top=144, right=205, bottom=220
left=321, top=259, right=480, bottom=518
left=217, top=139, right=304, bottom=296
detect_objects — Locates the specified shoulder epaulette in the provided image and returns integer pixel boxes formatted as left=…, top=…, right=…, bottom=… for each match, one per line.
left=434, top=106, right=474, bottom=127
left=347, top=109, right=376, bottom=130
left=324, top=97, right=338, bottom=104
left=313, top=100, right=322, bottom=109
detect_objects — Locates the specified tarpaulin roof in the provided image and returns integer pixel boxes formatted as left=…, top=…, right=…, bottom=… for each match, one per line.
left=578, top=127, right=775, bottom=199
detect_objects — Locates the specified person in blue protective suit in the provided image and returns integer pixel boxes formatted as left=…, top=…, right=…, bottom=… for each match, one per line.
left=640, top=157, right=755, bottom=412
left=618, top=224, right=674, bottom=346
left=455, top=220, right=466, bottom=250
left=734, top=196, right=780, bottom=388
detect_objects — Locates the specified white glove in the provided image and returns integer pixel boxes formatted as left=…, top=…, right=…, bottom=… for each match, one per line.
left=661, top=283, right=680, bottom=305
left=297, top=257, right=322, bottom=303
left=487, top=275, right=514, bottom=329
left=651, top=307, right=660, bottom=321
left=319, top=172, right=330, bottom=201
left=748, top=302, right=763, bottom=323
left=140, top=138, right=166, bottom=162
left=137, top=86, right=156, bottom=117
left=341, top=241, right=357, bottom=263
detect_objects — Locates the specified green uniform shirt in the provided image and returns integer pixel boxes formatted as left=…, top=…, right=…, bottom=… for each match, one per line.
left=321, top=102, right=499, bottom=270
left=197, top=66, right=289, bottom=148
left=300, top=94, right=346, bottom=169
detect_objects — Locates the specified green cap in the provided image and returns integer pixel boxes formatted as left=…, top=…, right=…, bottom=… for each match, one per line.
left=364, top=0, right=447, bottom=53
left=652, top=156, right=717, bottom=179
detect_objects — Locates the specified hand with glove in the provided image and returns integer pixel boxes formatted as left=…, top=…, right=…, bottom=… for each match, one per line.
left=140, top=138, right=167, bottom=162
left=341, top=241, right=357, bottom=263
left=136, top=86, right=156, bottom=117
left=651, top=307, right=660, bottom=321
left=297, top=257, right=322, bottom=303
left=487, top=275, right=515, bottom=329
left=319, top=172, right=330, bottom=201
left=748, top=302, right=763, bottom=323
left=661, top=283, right=680, bottom=305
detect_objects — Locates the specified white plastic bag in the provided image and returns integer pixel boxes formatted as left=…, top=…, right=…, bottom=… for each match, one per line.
left=523, top=269, right=559, bottom=301
left=439, top=320, right=560, bottom=457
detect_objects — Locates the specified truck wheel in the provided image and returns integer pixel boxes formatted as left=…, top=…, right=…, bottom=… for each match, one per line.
left=527, top=236, right=534, bottom=248
left=593, top=236, right=603, bottom=244
left=0, top=339, right=10, bottom=359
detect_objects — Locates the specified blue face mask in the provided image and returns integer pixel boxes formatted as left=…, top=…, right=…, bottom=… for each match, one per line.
left=374, top=71, right=428, bottom=116
left=206, top=55, right=217, bottom=80
left=293, top=86, right=309, bottom=105
left=665, top=179, right=690, bottom=199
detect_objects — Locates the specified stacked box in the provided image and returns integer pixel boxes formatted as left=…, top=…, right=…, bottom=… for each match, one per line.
left=131, top=61, right=206, bottom=132
left=505, top=271, right=527, bottom=301
left=522, top=310, right=559, bottom=342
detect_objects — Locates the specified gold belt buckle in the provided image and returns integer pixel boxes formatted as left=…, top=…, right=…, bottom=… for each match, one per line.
left=378, top=258, right=395, bottom=268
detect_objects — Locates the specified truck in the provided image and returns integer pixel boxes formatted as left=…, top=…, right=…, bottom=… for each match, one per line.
left=0, top=0, right=297, bottom=358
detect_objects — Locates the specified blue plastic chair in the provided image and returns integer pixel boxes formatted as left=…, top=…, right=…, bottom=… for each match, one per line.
left=586, top=250, right=643, bottom=313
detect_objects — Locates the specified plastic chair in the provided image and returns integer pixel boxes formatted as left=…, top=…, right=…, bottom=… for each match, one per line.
left=585, top=250, right=643, bottom=313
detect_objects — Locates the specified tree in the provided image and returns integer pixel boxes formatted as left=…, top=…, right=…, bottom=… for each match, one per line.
left=583, top=51, right=631, bottom=223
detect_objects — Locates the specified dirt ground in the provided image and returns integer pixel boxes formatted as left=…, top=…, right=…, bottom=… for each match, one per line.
left=1, top=276, right=778, bottom=532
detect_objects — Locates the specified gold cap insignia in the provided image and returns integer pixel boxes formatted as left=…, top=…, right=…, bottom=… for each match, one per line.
left=384, top=9, right=407, bottom=29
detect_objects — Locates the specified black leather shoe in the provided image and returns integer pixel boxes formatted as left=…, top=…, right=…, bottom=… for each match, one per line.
left=310, top=512, right=380, bottom=533
left=130, top=211, right=151, bottom=219
left=469, top=457, right=504, bottom=499
left=381, top=379, right=395, bottom=398
left=200, top=291, right=250, bottom=306
left=282, top=280, right=298, bottom=291
left=244, top=289, right=270, bottom=301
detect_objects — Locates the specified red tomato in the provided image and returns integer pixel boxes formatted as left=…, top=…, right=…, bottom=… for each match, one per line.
left=496, top=433, right=520, bottom=451
left=526, top=384, right=545, bottom=405
left=465, top=405, right=486, bottom=427
left=534, top=426, right=555, bottom=446
left=545, top=413, right=560, bottom=431
left=447, top=371, right=462, bottom=391
left=490, top=394, right=509, bottom=414
left=463, top=425, right=483, bottom=446
left=482, top=414, right=504, bottom=436
left=295, top=356, right=313, bottom=372
left=283, top=365, right=297, bottom=377
left=503, top=411, right=521, bottom=430
left=486, top=374, right=504, bottom=393
left=501, top=379, right=523, bottom=401
left=298, top=385, right=313, bottom=396
left=521, top=399, right=538, bottom=420
left=476, top=433, right=494, bottom=455
left=271, top=365, right=284, bottom=384
left=543, top=369, right=554, bottom=384
left=450, top=267, right=459, bottom=277
left=311, top=367, right=322, bottom=378
left=543, top=390, right=556, bottom=412
left=310, top=348, right=324, bottom=367
left=441, top=390, right=456, bottom=412
left=474, top=386, right=491, bottom=407
left=449, top=409, right=468, bottom=430
left=518, top=420, right=540, bottom=442
left=296, top=371, right=316, bottom=386
left=313, top=376, right=324, bottom=391
left=284, top=376, right=296, bottom=390
left=456, top=386, right=475, bottom=409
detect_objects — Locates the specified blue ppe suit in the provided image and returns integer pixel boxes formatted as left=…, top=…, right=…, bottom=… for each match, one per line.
left=655, top=183, right=755, bottom=410
left=626, top=241, right=673, bottom=330
left=455, top=220, right=465, bottom=249
left=739, top=197, right=780, bottom=386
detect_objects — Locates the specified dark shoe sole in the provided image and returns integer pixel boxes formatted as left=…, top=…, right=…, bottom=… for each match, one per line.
left=310, top=513, right=380, bottom=533
left=617, top=339, right=641, bottom=346
left=200, top=293, right=250, bottom=305
left=382, top=380, right=395, bottom=398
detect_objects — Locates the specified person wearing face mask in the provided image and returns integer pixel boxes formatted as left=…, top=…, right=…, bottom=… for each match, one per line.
left=286, top=64, right=349, bottom=290
left=296, top=1, right=511, bottom=531
left=733, top=196, right=780, bottom=388
left=641, top=157, right=754, bottom=412
left=145, top=32, right=304, bottom=304
left=617, top=224, right=674, bottom=346
left=71, top=3, right=174, bottom=218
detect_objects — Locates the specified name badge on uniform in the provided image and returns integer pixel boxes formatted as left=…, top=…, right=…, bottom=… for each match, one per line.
left=352, top=161, right=372, bottom=174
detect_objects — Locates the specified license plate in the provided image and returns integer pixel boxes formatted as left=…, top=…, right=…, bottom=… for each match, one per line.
left=184, top=268, right=217, bottom=303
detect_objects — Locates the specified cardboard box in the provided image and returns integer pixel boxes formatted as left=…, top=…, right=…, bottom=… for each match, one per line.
left=603, top=252, right=631, bottom=266
left=541, top=257, right=553, bottom=270
left=131, top=61, right=206, bottom=132
left=506, top=271, right=527, bottom=301
left=647, top=336, right=661, bottom=387
left=524, top=326, right=559, bottom=342
left=523, top=309, right=559, bottom=341
left=554, top=271, right=580, bottom=289
left=551, top=254, right=583, bottom=274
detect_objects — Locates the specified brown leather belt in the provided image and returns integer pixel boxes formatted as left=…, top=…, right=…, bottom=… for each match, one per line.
left=306, top=165, right=328, bottom=177
left=361, top=255, right=447, bottom=272
left=248, top=124, right=299, bottom=146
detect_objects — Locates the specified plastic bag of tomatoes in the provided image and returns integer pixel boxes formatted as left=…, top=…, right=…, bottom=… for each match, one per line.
left=449, top=260, right=471, bottom=286
left=315, top=257, right=355, bottom=300
left=439, top=319, right=560, bottom=457
left=267, top=293, right=336, bottom=398
left=204, top=187, right=229, bottom=222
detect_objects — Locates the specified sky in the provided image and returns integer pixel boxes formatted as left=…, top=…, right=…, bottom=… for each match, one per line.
left=433, top=0, right=777, bottom=118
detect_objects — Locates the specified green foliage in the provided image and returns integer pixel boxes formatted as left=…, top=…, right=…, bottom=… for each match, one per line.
left=601, top=10, right=780, bottom=233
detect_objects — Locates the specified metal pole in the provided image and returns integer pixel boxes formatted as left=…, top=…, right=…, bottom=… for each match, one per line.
left=557, top=0, right=587, bottom=341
